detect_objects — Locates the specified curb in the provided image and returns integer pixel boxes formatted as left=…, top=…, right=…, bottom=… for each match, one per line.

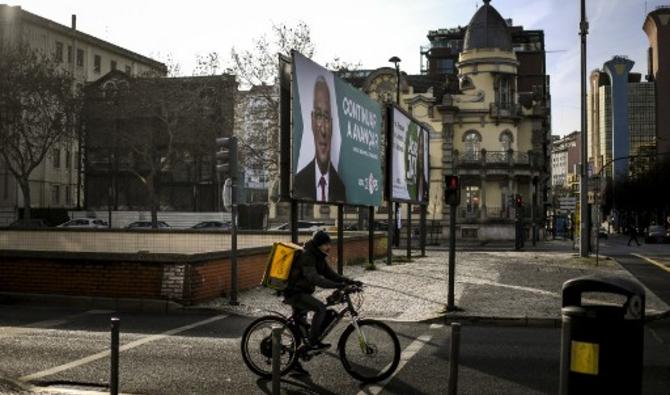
left=0, top=292, right=183, bottom=313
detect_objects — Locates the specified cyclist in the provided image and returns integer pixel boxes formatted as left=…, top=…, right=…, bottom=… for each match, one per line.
left=283, top=230, right=361, bottom=375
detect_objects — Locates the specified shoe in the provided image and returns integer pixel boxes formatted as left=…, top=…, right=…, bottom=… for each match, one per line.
left=290, top=362, right=310, bottom=377
left=309, top=341, right=331, bottom=350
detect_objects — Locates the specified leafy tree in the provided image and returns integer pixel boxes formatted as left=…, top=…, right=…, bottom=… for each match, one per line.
left=0, top=44, right=81, bottom=220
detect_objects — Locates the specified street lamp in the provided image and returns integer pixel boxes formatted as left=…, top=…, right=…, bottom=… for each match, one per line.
left=388, top=56, right=401, bottom=104
left=388, top=56, right=402, bottom=250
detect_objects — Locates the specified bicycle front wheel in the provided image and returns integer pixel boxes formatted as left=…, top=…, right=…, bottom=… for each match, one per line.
left=240, top=316, right=299, bottom=378
left=338, top=319, right=401, bottom=383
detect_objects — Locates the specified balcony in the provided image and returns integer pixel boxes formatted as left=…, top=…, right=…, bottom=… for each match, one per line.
left=490, top=102, right=521, bottom=120
left=454, top=150, right=540, bottom=170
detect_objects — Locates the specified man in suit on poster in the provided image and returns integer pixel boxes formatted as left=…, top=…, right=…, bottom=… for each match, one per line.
left=294, top=76, right=346, bottom=202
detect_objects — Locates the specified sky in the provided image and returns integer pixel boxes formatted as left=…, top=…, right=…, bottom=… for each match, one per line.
left=8, top=0, right=666, bottom=136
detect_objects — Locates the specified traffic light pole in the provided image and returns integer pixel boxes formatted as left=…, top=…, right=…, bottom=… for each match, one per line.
left=447, top=203, right=457, bottom=312
left=215, top=136, right=239, bottom=306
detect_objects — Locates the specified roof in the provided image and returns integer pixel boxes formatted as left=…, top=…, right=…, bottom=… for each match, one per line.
left=463, top=0, right=513, bottom=51
left=4, top=5, right=167, bottom=73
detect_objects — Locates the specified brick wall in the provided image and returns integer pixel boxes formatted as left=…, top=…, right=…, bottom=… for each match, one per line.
left=0, top=235, right=386, bottom=305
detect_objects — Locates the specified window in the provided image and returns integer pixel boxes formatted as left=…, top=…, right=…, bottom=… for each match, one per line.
left=55, top=41, right=63, bottom=62
left=94, top=55, right=101, bottom=73
left=67, top=45, right=73, bottom=63
left=437, top=58, right=454, bottom=74
left=76, top=48, right=84, bottom=67
left=496, top=76, right=513, bottom=108
left=65, top=186, right=71, bottom=205
left=110, top=60, right=117, bottom=71
left=65, top=149, right=71, bottom=169
left=51, top=185, right=60, bottom=206
left=2, top=171, right=7, bottom=199
left=500, top=130, right=513, bottom=152
left=463, top=130, right=482, bottom=160
left=465, top=186, right=480, bottom=212
left=52, top=148, right=61, bottom=168
left=125, top=65, right=132, bottom=75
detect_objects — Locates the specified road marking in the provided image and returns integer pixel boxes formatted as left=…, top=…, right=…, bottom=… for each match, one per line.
left=19, top=314, right=227, bottom=382
left=0, top=310, right=107, bottom=339
left=357, top=333, right=432, bottom=395
left=630, top=253, right=670, bottom=273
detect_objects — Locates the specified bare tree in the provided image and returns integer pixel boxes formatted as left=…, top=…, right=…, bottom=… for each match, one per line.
left=229, top=22, right=315, bottom=180
left=0, top=44, right=81, bottom=220
left=193, top=52, right=222, bottom=76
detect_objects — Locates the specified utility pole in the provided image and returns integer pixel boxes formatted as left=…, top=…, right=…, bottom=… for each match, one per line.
left=579, top=0, right=589, bottom=257
left=216, top=136, right=239, bottom=305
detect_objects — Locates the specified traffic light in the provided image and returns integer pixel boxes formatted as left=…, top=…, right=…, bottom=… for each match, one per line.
left=215, top=136, right=238, bottom=181
left=444, top=175, right=460, bottom=206
left=515, top=194, right=523, bottom=208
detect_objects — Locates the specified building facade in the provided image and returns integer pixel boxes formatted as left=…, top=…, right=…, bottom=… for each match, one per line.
left=643, top=6, right=670, bottom=157
left=551, top=132, right=580, bottom=189
left=83, top=71, right=236, bottom=213
left=588, top=66, right=656, bottom=179
left=0, top=4, right=165, bottom=225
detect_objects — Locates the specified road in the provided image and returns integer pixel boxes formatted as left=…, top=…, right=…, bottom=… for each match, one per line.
left=599, top=234, right=670, bottom=306
left=0, top=304, right=668, bottom=395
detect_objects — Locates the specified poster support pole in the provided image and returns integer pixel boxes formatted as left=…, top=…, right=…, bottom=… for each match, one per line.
left=387, top=201, right=393, bottom=265
left=407, top=203, right=412, bottom=260
left=420, top=203, right=427, bottom=257
left=290, top=200, right=298, bottom=244
left=337, top=204, right=344, bottom=275
left=369, top=206, right=374, bottom=265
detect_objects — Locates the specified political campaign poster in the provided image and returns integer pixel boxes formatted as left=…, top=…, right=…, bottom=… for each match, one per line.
left=390, top=106, right=429, bottom=203
left=291, top=51, right=383, bottom=206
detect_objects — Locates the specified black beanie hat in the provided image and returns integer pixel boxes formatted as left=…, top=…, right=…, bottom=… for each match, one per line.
left=312, top=230, right=331, bottom=247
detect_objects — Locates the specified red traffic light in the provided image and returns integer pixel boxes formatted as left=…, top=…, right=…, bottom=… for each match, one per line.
left=446, top=176, right=459, bottom=190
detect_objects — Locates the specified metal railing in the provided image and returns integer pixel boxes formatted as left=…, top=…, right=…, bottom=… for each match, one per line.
left=454, top=150, right=539, bottom=168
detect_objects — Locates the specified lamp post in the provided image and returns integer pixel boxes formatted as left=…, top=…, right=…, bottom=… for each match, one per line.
left=388, top=56, right=402, bottom=255
left=579, top=0, right=589, bottom=257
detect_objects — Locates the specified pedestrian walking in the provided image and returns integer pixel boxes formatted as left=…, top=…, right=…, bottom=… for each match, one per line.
left=627, top=223, right=640, bottom=246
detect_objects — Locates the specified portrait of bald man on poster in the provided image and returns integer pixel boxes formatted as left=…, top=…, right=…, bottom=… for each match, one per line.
left=293, top=75, right=347, bottom=203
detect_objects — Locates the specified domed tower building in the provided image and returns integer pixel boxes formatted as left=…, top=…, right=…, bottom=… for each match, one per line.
left=442, top=0, right=546, bottom=241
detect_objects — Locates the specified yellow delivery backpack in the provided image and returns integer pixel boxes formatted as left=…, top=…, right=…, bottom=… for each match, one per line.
left=262, top=242, right=303, bottom=291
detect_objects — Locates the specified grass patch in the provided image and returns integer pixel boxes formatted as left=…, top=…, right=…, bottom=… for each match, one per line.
left=392, top=255, right=413, bottom=263
left=346, top=256, right=368, bottom=266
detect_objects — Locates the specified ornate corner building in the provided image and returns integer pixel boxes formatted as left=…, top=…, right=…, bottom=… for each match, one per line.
left=350, top=0, right=551, bottom=242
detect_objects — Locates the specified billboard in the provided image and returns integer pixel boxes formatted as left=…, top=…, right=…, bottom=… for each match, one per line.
left=291, top=51, right=383, bottom=206
left=390, top=106, right=429, bottom=203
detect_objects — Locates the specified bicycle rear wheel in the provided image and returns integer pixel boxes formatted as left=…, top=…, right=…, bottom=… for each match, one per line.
left=338, top=319, right=401, bottom=383
left=240, top=316, right=299, bottom=378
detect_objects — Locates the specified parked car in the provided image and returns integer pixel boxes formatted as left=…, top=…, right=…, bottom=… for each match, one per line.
left=7, top=219, right=49, bottom=228
left=191, top=220, right=232, bottom=231
left=645, top=225, right=668, bottom=243
left=125, top=221, right=170, bottom=230
left=57, top=218, right=108, bottom=229
left=269, top=221, right=327, bottom=232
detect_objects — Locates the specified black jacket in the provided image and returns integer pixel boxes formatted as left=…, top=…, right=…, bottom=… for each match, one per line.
left=284, top=240, right=348, bottom=296
left=293, top=159, right=347, bottom=203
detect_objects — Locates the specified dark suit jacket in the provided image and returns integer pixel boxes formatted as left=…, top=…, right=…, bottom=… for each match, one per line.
left=293, top=159, right=347, bottom=203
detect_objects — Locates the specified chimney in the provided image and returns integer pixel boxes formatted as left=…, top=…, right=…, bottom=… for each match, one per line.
left=71, top=14, right=76, bottom=30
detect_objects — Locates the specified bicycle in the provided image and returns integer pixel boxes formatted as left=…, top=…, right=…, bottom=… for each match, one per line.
left=240, top=284, right=401, bottom=383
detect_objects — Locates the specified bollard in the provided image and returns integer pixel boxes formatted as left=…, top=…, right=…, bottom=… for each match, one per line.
left=110, top=317, right=120, bottom=395
left=271, top=326, right=282, bottom=395
left=447, top=322, right=461, bottom=395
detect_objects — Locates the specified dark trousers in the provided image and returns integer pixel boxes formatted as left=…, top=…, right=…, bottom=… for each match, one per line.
left=285, top=293, right=327, bottom=343
left=628, top=233, right=640, bottom=246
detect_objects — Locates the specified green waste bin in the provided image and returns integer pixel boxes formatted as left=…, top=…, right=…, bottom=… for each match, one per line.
left=559, top=275, right=645, bottom=395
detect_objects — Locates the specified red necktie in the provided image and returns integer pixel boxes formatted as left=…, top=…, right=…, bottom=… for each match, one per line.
left=318, top=176, right=326, bottom=201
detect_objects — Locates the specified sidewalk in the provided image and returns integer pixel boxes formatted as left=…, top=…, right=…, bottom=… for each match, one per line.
left=198, top=243, right=670, bottom=325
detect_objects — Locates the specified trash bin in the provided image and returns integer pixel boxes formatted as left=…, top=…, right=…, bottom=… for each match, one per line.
left=559, top=275, right=645, bottom=395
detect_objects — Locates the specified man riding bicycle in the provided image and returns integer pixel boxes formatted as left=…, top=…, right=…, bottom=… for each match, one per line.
left=283, top=230, right=361, bottom=375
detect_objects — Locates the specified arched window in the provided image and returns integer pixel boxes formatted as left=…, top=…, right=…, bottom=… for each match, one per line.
left=499, top=130, right=514, bottom=152
left=463, top=130, right=481, bottom=160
